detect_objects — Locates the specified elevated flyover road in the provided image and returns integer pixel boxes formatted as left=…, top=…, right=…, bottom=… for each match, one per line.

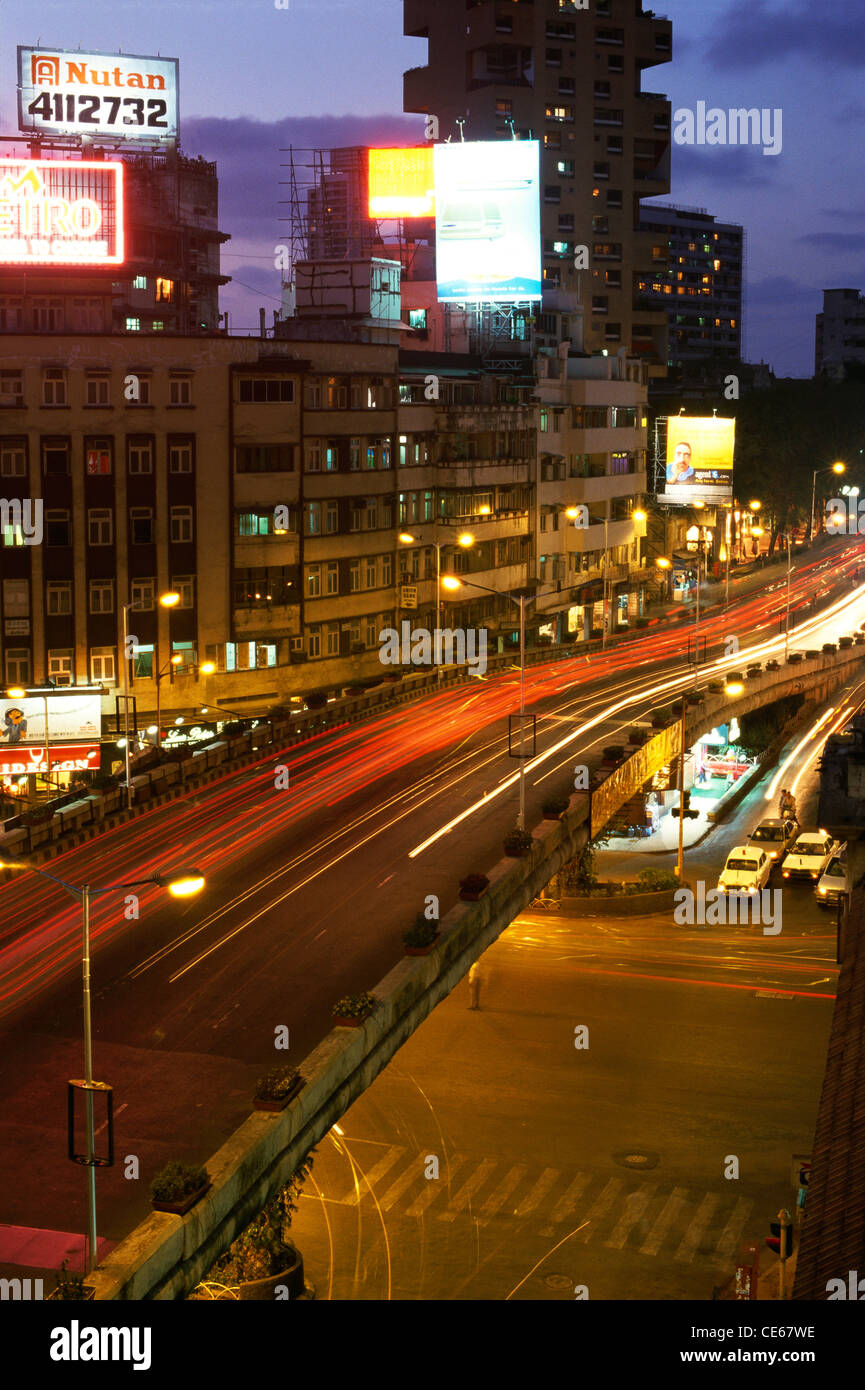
left=0, top=544, right=864, bottom=1257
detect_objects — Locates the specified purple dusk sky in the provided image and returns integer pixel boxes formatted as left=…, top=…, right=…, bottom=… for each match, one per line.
left=1, top=0, right=863, bottom=375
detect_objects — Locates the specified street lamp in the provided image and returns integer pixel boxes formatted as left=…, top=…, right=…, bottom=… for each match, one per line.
left=121, top=592, right=180, bottom=805
left=154, top=658, right=216, bottom=747
left=442, top=573, right=531, bottom=829
left=399, top=528, right=475, bottom=681
left=810, top=462, right=845, bottom=540
left=655, top=555, right=672, bottom=602
left=0, top=854, right=204, bottom=1275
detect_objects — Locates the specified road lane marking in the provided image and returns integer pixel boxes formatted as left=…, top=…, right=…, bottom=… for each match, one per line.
left=549, top=1172, right=593, bottom=1224
left=337, top=1145, right=405, bottom=1206
left=713, top=1196, right=753, bottom=1263
left=675, top=1193, right=720, bottom=1263
left=405, top=1155, right=470, bottom=1217
left=640, top=1186, right=690, bottom=1256
left=605, top=1184, right=657, bottom=1249
left=476, top=1164, right=530, bottom=1223
left=513, top=1167, right=561, bottom=1218
left=573, top=1178, right=623, bottom=1243
left=439, top=1157, right=497, bottom=1221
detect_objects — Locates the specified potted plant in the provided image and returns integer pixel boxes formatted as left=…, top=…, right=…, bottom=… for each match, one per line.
left=252, top=1066, right=305, bottom=1113
left=765, top=659, right=780, bottom=671
left=787, top=652, right=803, bottom=664
left=22, top=805, right=55, bottom=827
left=822, top=642, right=837, bottom=653
left=150, top=1161, right=210, bottom=1215
left=839, top=635, right=855, bottom=648
left=459, top=872, right=490, bottom=902
left=602, top=745, right=625, bottom=763
left=47, top=1260, right=95, bottom=1302
left=332, top=991, right=378, bottom=1027
left=650, top=707, right=670, bottom=728
left=503, top=827, right=534, bottom=857
left=209, top=1159, right=312, bottom=1301
left=707, top=679, right=724, bottom=692
left=542, top=796, right=570, bottom=820
left=304, top=691, right=327, bottom=710
left=403, top=914, right=440, bottom=956
left=746, top=663, right=762, bottom=676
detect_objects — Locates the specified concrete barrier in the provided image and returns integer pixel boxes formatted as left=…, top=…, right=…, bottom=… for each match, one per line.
left=561, top=888, right=679, bottom=917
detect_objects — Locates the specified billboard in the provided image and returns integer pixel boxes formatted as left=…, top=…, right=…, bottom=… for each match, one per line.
left=368, top=147, right=435, bottom=218
left=18, top=47, right=179, bottom=142
left=660, top=416, right=735, bottom=505
left=0, top=160, right=124, bottom=265
left=0, top=690, right=102, bottom=775
left=433, top=140, right=542, bottom=303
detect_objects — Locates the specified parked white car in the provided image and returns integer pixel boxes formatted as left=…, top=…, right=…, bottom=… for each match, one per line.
left=782, top=830, right=838, bottom=881
left=815, top=846, right=848, bottom=907
left=717, top=846, right=773, bottom=895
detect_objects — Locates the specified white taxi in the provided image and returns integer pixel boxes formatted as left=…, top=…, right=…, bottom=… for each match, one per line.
left=717, top=846, right=773, bottom=896
left=782, top=830, right=838, bottom=882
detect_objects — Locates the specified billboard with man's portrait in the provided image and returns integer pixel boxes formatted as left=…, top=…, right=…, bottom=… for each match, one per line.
left=660, top=416, right=735, bottom=505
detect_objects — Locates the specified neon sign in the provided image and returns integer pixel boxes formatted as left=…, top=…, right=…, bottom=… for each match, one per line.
left=0, top=159, right=124, bottom=265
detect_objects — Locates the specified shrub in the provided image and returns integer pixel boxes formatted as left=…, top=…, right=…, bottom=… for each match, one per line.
left=822, top=643, right=837, bottom=653
left=650, top=707, right=671, bottom=724
left=602, top=745, right=625, bottom=762
left=403, top=915, right=439, bottom=949
left=635, top=867, right=679, bottom=892
left=53, top=1260, right=87, bottom=1301
left=332, top=991, right=377, bottom=1020
left=503, top=828, right=534, bottom=856
left=542, top=796, right=570, bottom=817
left=89, top=773, right=118, bottom=791
left=304, top=691, right=327, bottom=710
left=459, top=872, right=490, bottom=894
left=559, top=846, right=598, bottom=894
left=839, top=635, right=855, bottom=648
left=253, top=1066, right=302, bottom=1103
left=150, top=1161, right=208, bottom=1204
left=787, top=652, right=803, bottom=664
left=212, top=1156, right=313, bottom=1285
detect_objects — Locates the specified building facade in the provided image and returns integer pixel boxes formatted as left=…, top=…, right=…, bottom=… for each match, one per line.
left=816, top=288, right=865, bottom=380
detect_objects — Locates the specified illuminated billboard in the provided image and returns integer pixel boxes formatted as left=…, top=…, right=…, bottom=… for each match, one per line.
left=0, top=160, right=124, bottom=265
left=0, top=690, right=102, bottom=775
left=18, top=47, right=179, bottom=141
left=368, top=146, right=435, bottom=217
left=433, top=140, right=542, bottom=303
left=660, top=416, right=735, bottom=505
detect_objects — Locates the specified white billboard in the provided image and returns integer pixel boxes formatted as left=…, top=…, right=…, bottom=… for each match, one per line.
left=1, top=690, right=101, bottom=748
left=434, top=140, right=542, bottom=303
left=18, top=47, right=179, bottom=142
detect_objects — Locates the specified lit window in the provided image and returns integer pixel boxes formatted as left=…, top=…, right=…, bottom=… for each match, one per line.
left=156, top=278, right=174, bottom=302
left=132, top=276, right=147, bottom=290
left=126, top=317, right=141, bottom=332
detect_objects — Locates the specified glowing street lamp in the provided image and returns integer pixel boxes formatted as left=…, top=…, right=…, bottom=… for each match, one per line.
left=399, top=529, right=475, bottom=681
left=122, top=591, right=181, bottom=803
left=810, top=462, right=846, bottom=539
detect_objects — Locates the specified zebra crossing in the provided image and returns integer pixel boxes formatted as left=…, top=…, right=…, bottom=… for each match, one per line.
left=331, top=1145, right=754, bottom=1267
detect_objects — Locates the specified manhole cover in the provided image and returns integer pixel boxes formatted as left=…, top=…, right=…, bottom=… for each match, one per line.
left=544, top=1273, right=573, bottom=1291
left=614, top=1150, right=660, bottom=1171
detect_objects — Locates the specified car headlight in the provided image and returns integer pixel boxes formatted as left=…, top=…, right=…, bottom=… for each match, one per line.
left=812, top=872, right=818, bottom=879
left=783, top=870, right=790, bottom=878
left=819, top=887, right=827, bottom=895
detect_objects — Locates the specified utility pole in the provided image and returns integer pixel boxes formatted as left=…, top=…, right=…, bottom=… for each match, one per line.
left=784, top=528, right=792, bottom=660
left=677, top=693, right=686, bottom=880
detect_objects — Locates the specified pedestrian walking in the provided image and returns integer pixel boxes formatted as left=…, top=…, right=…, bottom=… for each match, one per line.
left=778, top=788, right=788, bottom=819
left=468, top=962, right=481, bottom=1010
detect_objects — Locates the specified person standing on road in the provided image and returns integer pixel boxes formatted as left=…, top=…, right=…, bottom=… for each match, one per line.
left=778, top=788, right=789, bottom=819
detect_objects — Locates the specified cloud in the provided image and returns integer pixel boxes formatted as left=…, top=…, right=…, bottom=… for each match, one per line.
left=746, top=275, right=821, bottom=308
left=670, top=143, right=784, bottom=188
left=706, top=0, right=865, bottom=70
left=798, top=232, right=865, bottom=254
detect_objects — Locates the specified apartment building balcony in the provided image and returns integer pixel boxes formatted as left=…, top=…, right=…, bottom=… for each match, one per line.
left=635, top=12, right=673, bottom=69
left=234, top=536, right=300, bottom=568
left=570, top=518, right=636, bottom=552
left=403, top=64, right=432, bottom=113
left=233, top=604, right=300, bottom=639
left=436, top=404, right=535, bottom=433
left=403, top=0, right=430, bottom=37
left=465, top=3, right=535, bottom=48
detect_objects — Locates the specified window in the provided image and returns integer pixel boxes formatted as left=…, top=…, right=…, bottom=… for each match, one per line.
left=128, top=439, right=153, bottom=475
left=306, top=564, right=321, bottom=599
left=130, top=508, right=153, bottom=545
left=365, top=498, right=378, bottom=530
left=0, top=298, right=23, bottom=331
left=90, top=647, right=115, bottom=683
left=365, top=556, right=377, bottom=589
left=69, top=298, right=104, bottom=332
left=408, top=308, right=427, bottom=330
left=126, top=373, right=152, bottom=405
left=0, top=369, right=23, bottom=405
left=307, top=626, right=321, bottom=658
left=125, top=317, right=141, bottom=332
left=349, top=437, right=361, bottom=471
left=156, top=277, right=173, bottom=302
left=305, top=440, right=322, bottom=473
left=557, top=160, right=575, bottom=177
left=169, top=375, right=192, bottom=406
left=170, top=506, right=193, bottom=543
left=131, top=578, right=155, bottom=609
left=324, top=441, right=339, bottom=472
left=365, top=444, right=377, bottom=470
left=42, top=368, right=67, bottom=406
left=48, top=650, right=74, bottom=685
left=305, top=500, right=321, bottom=536
left=349, top=561, right=361, bottom=592
left=89, top=580, right=114, bottom=614
left=171, top=577, right=195, bottom=608
left=132, top=276, right=148, bottom=290
left=305, top=379, right=322, bottom=409
left=325, top=500, right=339, bottom=535
left=45, top=510, right=70, bottom=546
left=325, top=623, right=340, bottom=658
left=85, top=374, right=110, bottom=407
left=235, top=444, right=293, bottom=473
left=327, top=377, right=348, bottom=408
left=47, top=581, right=72, bottom=615
left=0, top=441, right=25, bottom=476
left=546, top=48, right=562, bottom=67
left=381, top=554, right=392, bottom=587
left=33, top=298, right=64, bottom=331
left=169, top=440, right=194, bottom=473
left=325, top=561, right=339, bottom=595
left=5, top=648, right=30, bottom=684
left=238, top=378, right=295, bottom=402
left=87, top=509, right=113, bottom=546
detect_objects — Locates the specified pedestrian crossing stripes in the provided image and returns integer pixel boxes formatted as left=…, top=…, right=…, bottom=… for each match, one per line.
left=331, top=1146, right=755, bottom=1267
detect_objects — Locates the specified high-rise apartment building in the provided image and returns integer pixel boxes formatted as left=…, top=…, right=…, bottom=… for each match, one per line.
left=815, top=288, right=865, bottom=380
left=402, top=0, right=672, bottom=368
left=638, top=204, right=743, bottom=388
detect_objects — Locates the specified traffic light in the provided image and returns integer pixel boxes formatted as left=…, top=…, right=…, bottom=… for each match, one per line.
left=766, top=1219, right=794, bottom=1257
left=672, top=790, right=701, bottom=820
